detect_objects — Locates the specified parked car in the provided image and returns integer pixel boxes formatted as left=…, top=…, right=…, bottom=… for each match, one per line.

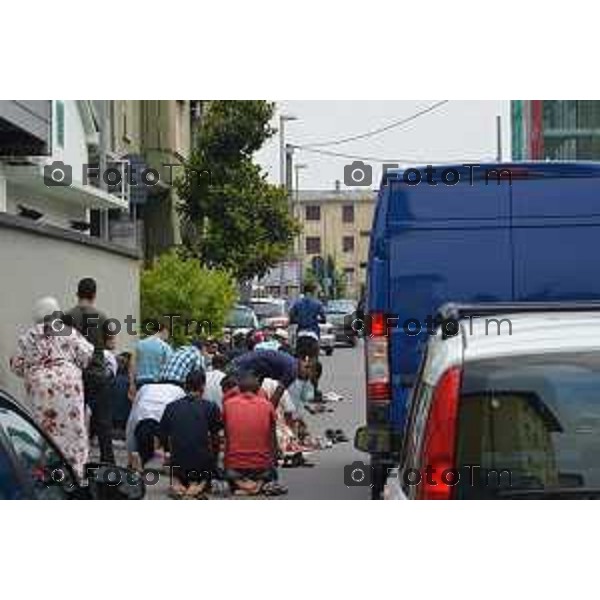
left=326, top=299, right=358, bottom=346
left=383, top=302, right=600, bottom=500
left=249, top=297, right=289, bottom=329
left=319, top=322, right=335, bottom=356
left=358, top=162, right=600, bottom=498
left=0, top=389, right=144, bottom=500
left=224, top=304, right=260, bottom=338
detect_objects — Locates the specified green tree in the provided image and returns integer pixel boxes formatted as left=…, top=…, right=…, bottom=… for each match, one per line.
left=177, top=101, right=301, bottom=281
left=141, top=250, right=238, bottom=346
left=304, top=255, right=347, bottom=300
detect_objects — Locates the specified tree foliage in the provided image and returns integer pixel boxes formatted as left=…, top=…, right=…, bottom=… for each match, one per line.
left=141, top=250, right=238, bottom=346
left=177, top=101, right=301, bottom=281
left=304, top=254, right=348, bottom=300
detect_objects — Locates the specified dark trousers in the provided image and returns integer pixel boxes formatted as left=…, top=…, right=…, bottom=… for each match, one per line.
left=134, top=419, right=165, bottom=466
left=87, top=382, right=115, bottom=464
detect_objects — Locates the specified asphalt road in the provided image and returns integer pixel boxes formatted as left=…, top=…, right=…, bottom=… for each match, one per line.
left=280, top=341, right=370, bottom=500
left=109, top=341, right=371, bottom=500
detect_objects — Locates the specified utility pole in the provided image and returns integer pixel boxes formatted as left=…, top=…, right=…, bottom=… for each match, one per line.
left=279, top=114, right=297, bottom=187
left=496, top=115, right=503, bottom=162
left=98, top=100, right=110, bottom=240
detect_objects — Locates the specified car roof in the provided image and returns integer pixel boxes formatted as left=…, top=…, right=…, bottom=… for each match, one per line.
left=423, top=311, right=600, bottom=385
left=463, top=312, right=600, bottom=360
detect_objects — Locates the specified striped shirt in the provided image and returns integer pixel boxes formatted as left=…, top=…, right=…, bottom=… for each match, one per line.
left=159, top=345, right=204, bottom=384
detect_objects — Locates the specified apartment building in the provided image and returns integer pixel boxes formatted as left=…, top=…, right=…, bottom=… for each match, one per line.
left=512, top=100, right=600, bottom=160
left=107, top=100, right=201, bottom=258
left=291, top=185, right=376, bottom=299
left=0, top=101, right=139, bottom=398
left=0, top=100, right=128, bottom=229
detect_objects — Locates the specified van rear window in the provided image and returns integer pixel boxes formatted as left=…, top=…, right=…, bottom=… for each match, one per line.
left=455, top=352, right=600, bottom=499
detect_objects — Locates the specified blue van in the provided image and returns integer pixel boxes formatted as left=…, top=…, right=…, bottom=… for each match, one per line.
left=355, top=162, right=600, bottom=498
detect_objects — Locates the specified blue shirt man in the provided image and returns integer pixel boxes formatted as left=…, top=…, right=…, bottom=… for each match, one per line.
left=135, top=331, right=172, bottom=386
left=289, top=286, right=326, bottom=338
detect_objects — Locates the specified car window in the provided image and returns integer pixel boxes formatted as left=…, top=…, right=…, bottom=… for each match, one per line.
left=0, top=441, right=22, bottom=499
left=226, top=307, right=257, bottom=329
left=251, top=302, right=285, bottom=318
left=0, top=404, right=75, bottom=499
left=456, top=352, right=600, bottom=499
left=326, top=301, right=355, bottom=314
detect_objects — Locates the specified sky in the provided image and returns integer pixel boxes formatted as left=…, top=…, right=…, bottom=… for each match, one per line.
left=255, top=100, right=511, bottom=190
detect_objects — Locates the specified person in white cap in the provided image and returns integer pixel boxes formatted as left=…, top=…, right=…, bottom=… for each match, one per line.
left=10, top=297, right=94, bottom=477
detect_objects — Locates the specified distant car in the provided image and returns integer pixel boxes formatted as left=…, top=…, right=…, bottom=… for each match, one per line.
left=224, top=304, right=260, bottom=338
left=319, top=322, right=336, bottom=356
left=326, top=299, right=358, bottom=347
left=383, top=302, right=600, bottom=500
left=249, top=297, right=289, bottom=329
left=0, top=389, right=144, bottom=500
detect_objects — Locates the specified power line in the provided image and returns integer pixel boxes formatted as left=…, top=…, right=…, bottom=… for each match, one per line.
left=298, top=100, right=449, bottom=148
left=291, top=144, right=489, bottom=165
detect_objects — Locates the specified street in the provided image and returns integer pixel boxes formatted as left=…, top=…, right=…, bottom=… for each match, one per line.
left=280, top=342, right=369, bottom=500
left=133, top=342, right=369, bottom=500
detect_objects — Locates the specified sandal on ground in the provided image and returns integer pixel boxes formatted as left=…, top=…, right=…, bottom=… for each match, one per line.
left=335, top=429, right=350, bottom=443
left=168, top=486, right=186, bottom=500
left=233, top=479, right=263, bottom=495
left=325, top=429, right=336, bottom=442
left=185, top=483, right=208, bottom=499
left=261, top=481, right=289, bottom=496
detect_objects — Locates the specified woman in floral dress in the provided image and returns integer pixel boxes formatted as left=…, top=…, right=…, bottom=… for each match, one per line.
left=10, top=297, right=94, bottom=478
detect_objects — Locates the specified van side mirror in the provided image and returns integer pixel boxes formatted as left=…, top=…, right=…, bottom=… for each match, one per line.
left=354, top=426, right=395, bottom=454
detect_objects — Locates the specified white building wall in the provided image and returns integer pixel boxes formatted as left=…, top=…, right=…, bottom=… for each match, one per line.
left=50, top=100, right=90, bottom=184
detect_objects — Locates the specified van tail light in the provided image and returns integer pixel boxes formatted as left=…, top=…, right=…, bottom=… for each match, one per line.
left=366, top=312, right=391, bottom=404
left=418, top=367, right=462, bottom=500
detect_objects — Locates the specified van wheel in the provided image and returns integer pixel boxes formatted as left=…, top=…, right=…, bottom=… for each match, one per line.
left=325, top=347, right=334, bottom=356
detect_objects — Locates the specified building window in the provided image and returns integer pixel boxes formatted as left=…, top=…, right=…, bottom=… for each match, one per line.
left=343, top=235, right=355, bottom=253
left=342, top=204, right=354, bottom=223
left=305, top=236, right=321, bottom=254
left=305, top=205, right=321, bottom=221
left=344, top=267, right=355, bottom=285
left=55, top=101, right=65, bottom=149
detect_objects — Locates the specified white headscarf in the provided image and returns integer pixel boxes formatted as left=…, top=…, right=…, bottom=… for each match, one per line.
left=32, top=296, right=61, bottom=324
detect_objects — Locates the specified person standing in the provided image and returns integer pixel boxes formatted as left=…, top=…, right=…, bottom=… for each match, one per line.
left=10, top=297, right=94, bottom=477
left=288, top=282, right=326, bottom=397
left=160, top=369, right=223, bottom=499
left=130, top=321, right=172, bottom=395
left=66, top=277, right=115, bottom=464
